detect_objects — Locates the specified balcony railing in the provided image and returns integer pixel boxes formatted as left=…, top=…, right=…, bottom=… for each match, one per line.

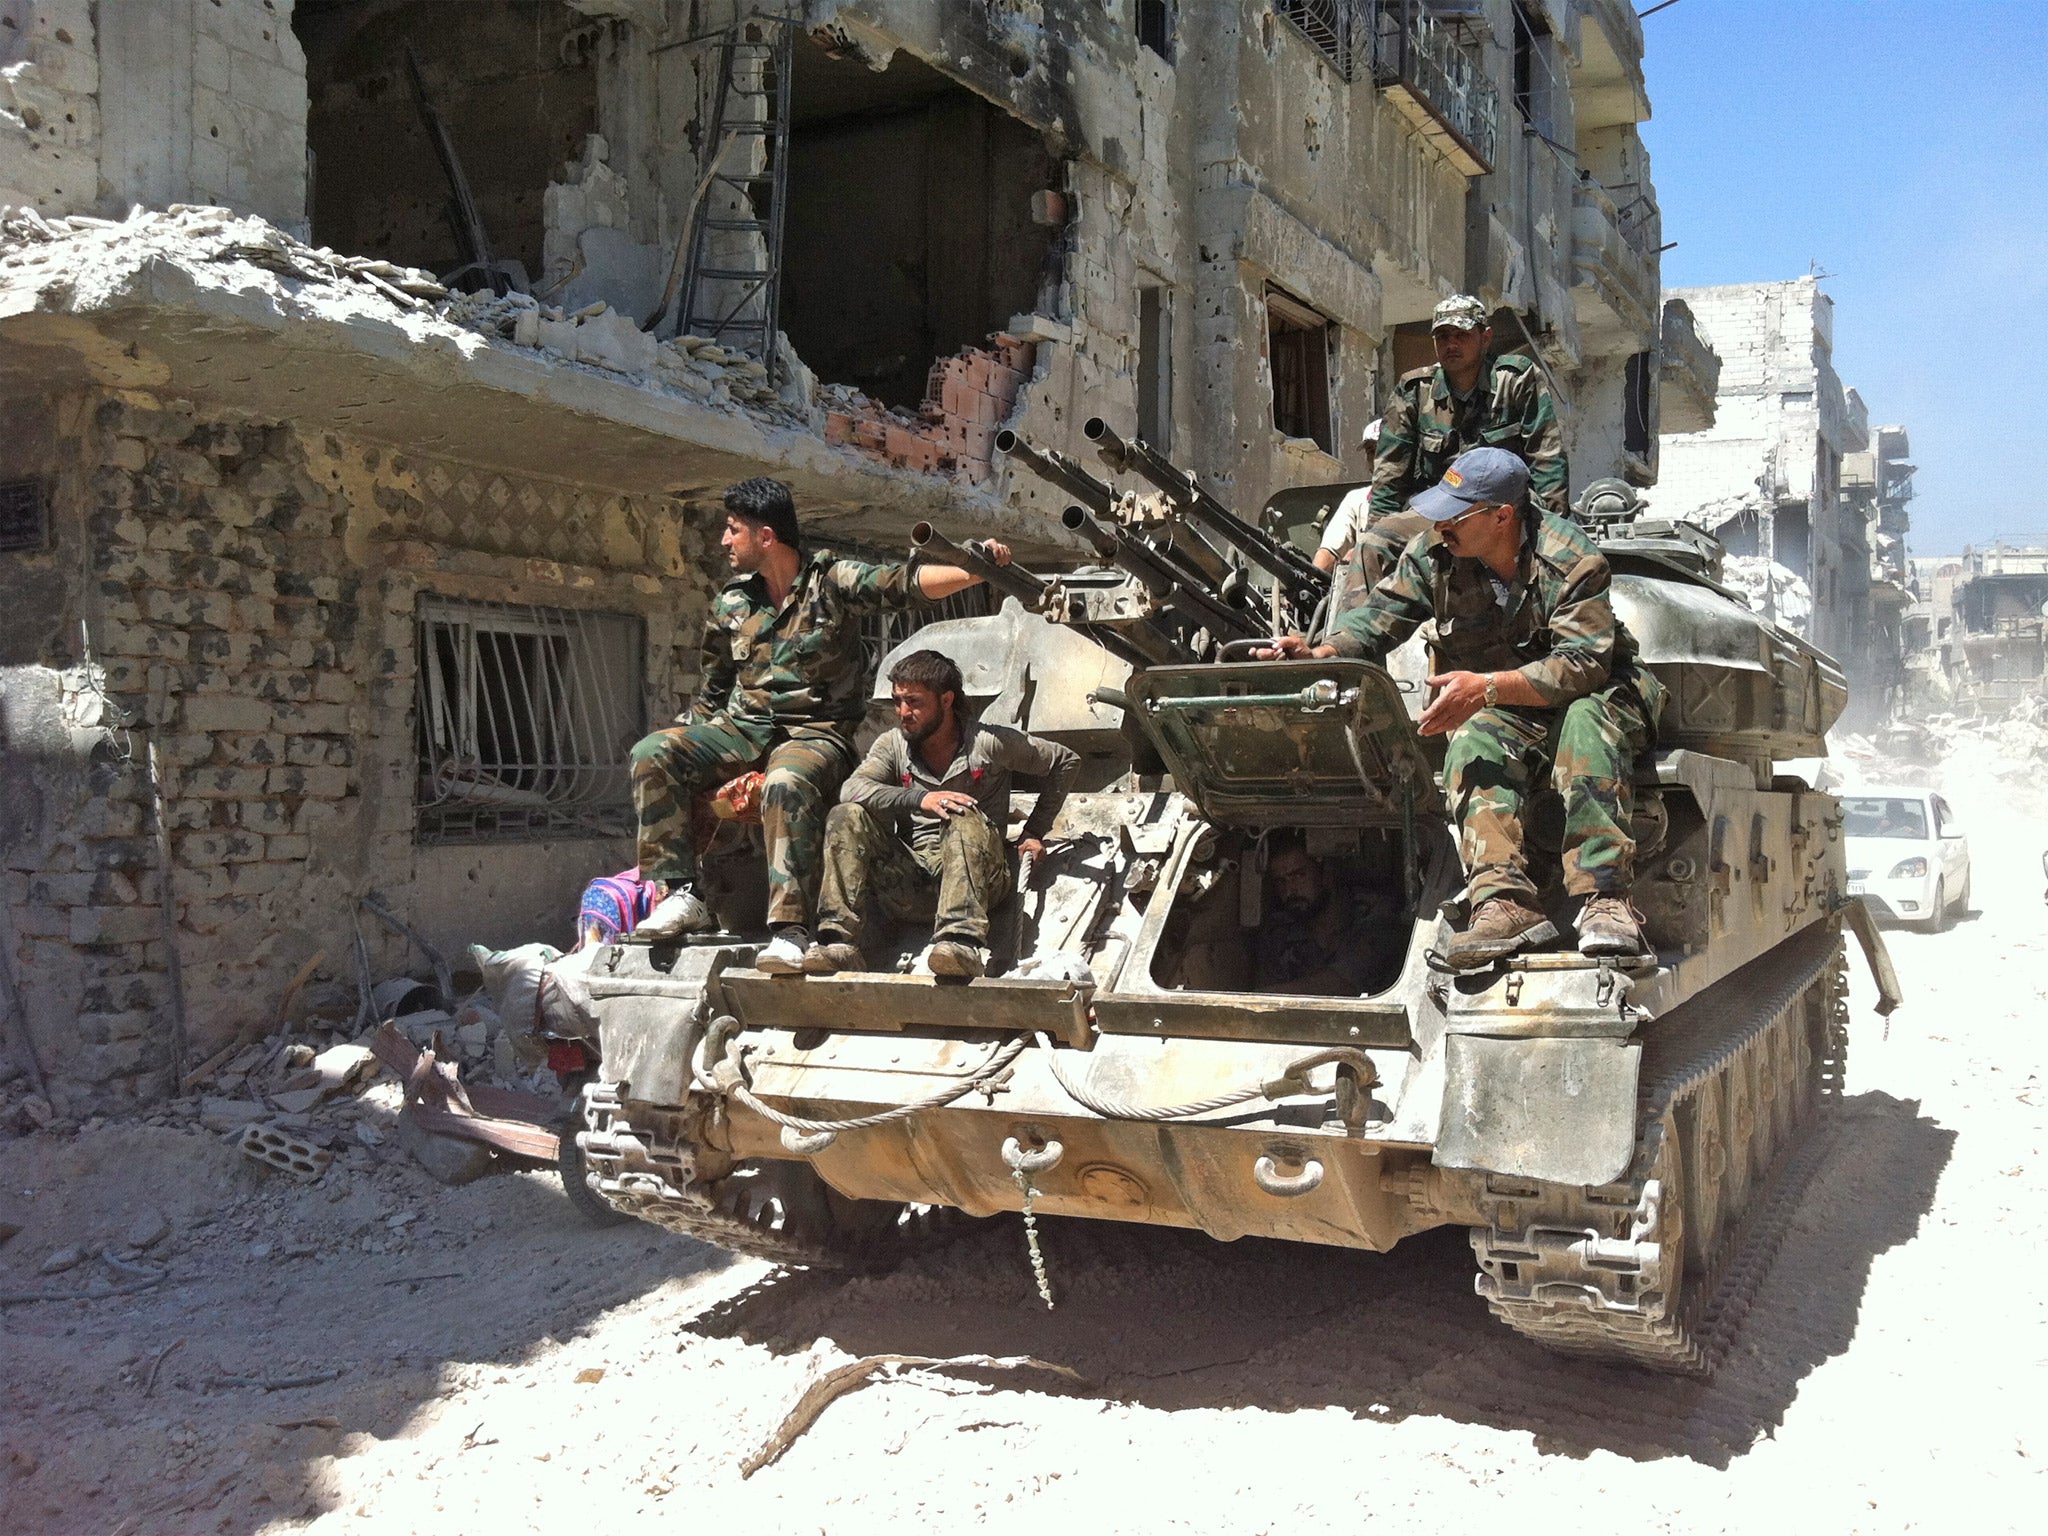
left=1367, top=1, right=1498, bottom=176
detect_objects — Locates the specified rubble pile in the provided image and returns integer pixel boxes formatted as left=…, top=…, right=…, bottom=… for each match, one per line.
left=1723, top=554, right=1813, bottom=634
left=0, top=205, right=812, bottom=429
left=1845, top=693, right=2048, bottom=787
left=820, top=332, right=1037, bottom=482
left=2, top=963, right=567, bottom=1189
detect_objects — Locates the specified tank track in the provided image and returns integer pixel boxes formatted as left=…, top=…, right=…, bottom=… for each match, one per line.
left=1470, top=924, right=1850, bottom=1374
left=576, top=1082, right=956, bottom=1271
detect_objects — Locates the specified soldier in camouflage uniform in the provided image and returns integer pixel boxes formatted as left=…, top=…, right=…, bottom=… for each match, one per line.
left=632, top=479, right=1018, bottom=973
left=1265, top=447, right=1665, bottom=969
left=1370, top=294, right=1569, bottom=522
left=809, top=648, right=1079, bottom=978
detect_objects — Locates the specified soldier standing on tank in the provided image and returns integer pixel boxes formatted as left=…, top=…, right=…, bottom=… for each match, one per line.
left=1260, top=447, right=1665, bottom=969
left=1370, top=294, right=1569, bottom=523
left=805, top=647, right=1079, bottom=978
left=631, top=480, right=1016, bottom=972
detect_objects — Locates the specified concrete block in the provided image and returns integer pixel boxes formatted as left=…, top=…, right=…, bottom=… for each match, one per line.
left=12, top=905, right=70, bottom=939
left=99, top=622, right=187, bottom=661
left=183, top=766, right=271, bottom=799
left=191, top=631, right=260, bottom=670
left=69, top=906, right=160, bottom=946
left=271, top=700, right=348, bottom=733
left=268, top=765, right=349, bottom=798
left=264, top=835, right=310, bottom=861
left=78, top=1010, right=156, bottom=1045
left=179, top=694, right=274, bottom=733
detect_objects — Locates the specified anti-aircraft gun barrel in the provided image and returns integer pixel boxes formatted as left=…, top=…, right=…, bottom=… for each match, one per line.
left=992, top=429, right=1118, bottom=515
left=909, top=522, right=1050, bottom=610
left=1082, top=417, right=1329, bottom=607
left=1059, top=505, right=1260, bottom=645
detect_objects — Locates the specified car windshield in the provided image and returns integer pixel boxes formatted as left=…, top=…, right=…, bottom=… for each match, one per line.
left=1844, top=797, right=1928, bottom=840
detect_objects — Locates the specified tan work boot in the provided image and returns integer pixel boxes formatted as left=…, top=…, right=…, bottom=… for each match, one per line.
left=925, top=940, right=986, bottom=978
left=802, top=940, right=867, bottom=975
left=1442, top=896, right=1558, bottom=971
left=1577, top=894, right=1645, bottom=957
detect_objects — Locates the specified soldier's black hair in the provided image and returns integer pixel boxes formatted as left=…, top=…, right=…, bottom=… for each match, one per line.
left=722, top=477, right=801, bottom=549
left=888, top=648, right=965, bottom=706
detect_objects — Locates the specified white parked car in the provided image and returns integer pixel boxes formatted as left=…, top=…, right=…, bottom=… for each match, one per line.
left=1843, top=786, right=1971, bottom=931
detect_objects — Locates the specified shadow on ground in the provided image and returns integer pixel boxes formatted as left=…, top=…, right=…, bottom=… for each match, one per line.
left=687, top=1091, right=1954, bottom=1470
left=0, top=1142, right=732, bottom=1536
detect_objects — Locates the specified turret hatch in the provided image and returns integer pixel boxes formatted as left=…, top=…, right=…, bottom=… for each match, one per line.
left=1128, top=659, right=1439, bottom=827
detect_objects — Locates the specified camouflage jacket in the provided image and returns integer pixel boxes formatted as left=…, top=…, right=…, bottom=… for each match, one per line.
left=841, top=718, right=1080, bottom=852
left=691, top=550, right=921, bottom=733
left=1369, top=356, right=1569, bottom=519
left=1326, top=511, right=1642, bottom=706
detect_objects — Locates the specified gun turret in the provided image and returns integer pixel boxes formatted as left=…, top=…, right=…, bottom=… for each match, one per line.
left=1082, top=417, right=1329, bottom=617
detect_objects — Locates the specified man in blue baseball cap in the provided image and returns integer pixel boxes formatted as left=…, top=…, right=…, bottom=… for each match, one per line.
left=1262, top=447, right=1665, bottom=969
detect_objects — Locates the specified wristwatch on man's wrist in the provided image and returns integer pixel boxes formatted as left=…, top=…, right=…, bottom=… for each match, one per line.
left=1483, top=672, right=1499, bottom=708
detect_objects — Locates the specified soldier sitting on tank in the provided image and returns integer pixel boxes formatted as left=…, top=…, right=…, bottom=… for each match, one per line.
left=1253, top=834, right=1392, bottom=995
left=1259, top=446, right=1666, bottom=970
left=1371, top=294, right=1570, bottom=522
left=803, top=647, right=1080, bottom=979
left=630, top=480, right=1016, bottom=973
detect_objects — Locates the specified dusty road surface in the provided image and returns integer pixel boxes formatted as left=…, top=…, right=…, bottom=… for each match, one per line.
left=4, top=765, right=2044, bottom=1535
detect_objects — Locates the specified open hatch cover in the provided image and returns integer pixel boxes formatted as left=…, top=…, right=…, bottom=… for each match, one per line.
left=1128, top=659, right=1439, bottom=828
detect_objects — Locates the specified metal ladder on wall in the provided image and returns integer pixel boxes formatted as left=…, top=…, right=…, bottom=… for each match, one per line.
left=674, top=19, right=794, bottom=365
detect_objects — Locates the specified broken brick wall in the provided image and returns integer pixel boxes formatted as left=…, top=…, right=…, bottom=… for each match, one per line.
left=0, top=390, right=719, bottom=1112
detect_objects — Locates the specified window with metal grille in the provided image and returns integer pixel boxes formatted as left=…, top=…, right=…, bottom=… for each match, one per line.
left=0, top=478, right=49, bottom=553
left=414, top=597, right=644, bottom=843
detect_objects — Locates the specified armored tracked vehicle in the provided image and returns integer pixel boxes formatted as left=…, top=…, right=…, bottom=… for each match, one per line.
left=570, top=431, right=1899, bottom=1375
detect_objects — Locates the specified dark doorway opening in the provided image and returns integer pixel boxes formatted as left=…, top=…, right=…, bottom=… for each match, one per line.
left=779, top=39, right=1063, bottom=409
left=293, top=0, right=599, bottom=288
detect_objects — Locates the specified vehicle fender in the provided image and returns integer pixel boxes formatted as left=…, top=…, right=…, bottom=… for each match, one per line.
left=1433, top=1035, right=1643, bottom=1187
left=584, top=943, right=742, bottom=1105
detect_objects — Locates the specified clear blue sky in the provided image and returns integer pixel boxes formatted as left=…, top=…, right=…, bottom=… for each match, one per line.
left=1640, top=0, right=2048, bottom=556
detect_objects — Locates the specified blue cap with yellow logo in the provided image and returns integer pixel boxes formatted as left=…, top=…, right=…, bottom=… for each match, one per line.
left=1408, top=446, right=1531, bottom=522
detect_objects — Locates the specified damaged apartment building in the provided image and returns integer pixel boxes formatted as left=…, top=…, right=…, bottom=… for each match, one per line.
left=1904, top=544, right=2048, bottom=716
left=0, top=0, right=1696, bottom=1109
left=1649, top=276, right=1913, bottom=726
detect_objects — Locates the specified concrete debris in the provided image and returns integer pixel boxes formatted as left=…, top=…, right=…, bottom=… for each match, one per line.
left=123, top=1209, right=170, bottom=1251
left=0, top=205, right=816, bottom=434
left=393, top=1108, right=498, bottom=1188
left=199, top=1098, right=272, bottom=1133
left=1723, top=556, right=1813, bottom=636
left=236, top=1124, right=334, bottom=1183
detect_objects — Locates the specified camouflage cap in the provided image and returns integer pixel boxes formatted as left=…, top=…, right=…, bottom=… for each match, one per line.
left=1430, top=294, right=1491, bottom=332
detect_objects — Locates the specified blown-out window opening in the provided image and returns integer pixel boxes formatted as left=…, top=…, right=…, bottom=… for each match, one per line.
left=414, top=596, right=644, bottom=844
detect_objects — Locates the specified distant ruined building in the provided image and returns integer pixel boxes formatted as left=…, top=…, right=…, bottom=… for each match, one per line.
left=1648, top=277, right=1913, bottom=728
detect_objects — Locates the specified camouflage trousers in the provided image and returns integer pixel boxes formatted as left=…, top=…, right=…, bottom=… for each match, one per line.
left=1442, top=677, right=1661, bottom=904
left=629, top=715, right=856, bottom=929
left=816, top=803, right=1009, bottom=947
